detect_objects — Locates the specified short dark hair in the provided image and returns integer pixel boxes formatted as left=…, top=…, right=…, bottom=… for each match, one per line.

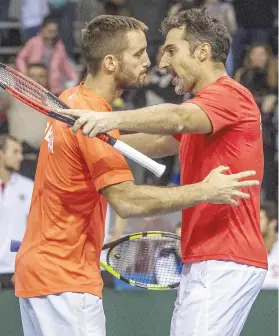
left=0, top=134, right=20, bottom=151
left=81, top=15, right=148, bottom=75
left=161, top=8, right=230, bottom=64
left=27, top=63, right=48, bottom=72
left=260, top=201, right=278, bottom=222
left=40, top=16, right=58, bottom=29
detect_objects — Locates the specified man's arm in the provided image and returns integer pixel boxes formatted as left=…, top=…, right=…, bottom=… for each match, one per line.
left=58, top=102, right=212, bottom=137
left=120, top=133, right=179, bottom=158
left=101, top=166, right=259, bottom=218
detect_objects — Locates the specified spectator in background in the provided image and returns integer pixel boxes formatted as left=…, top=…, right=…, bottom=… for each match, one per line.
left=48, top=0, right=76, bottom=59
left=260, top=201, right=278, bottom=290
left=232, top=0, right=274, bottom=74
left=0, top=63, right=49, bottom=180
left=16, top=16, right=78, bottom=96
left=124, top=0, right=173, bottom=64
left=20, top=0, right=49, bottom=40
left=0, top=135, right=33, bottom=289
left=234, top=44, right=278, bottom=202
left=0, top=0, right=11, bottom=43
left=204, top=0, right=237, bottom=75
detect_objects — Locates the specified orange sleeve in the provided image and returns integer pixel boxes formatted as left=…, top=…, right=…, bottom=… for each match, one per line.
left=76, top=130, right=134, bottom=191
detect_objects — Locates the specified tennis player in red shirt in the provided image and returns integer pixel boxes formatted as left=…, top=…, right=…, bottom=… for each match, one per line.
left=62, top=9, right=267, bottom=336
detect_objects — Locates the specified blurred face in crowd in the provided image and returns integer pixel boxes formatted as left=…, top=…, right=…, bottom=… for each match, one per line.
left=0, top=139, right=23, bottom=172
left=248, top=46, right=269, bottom=68
left=160, top=28, right=203, bottom=95
left=115, top=30, right=151, bottom=89
left=27, top=65, right=48, bottom=88
left=41, top=22, right=58, bottom=44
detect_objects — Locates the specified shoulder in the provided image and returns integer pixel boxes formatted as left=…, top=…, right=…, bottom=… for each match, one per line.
left=59, top=86, right=80, bottom=105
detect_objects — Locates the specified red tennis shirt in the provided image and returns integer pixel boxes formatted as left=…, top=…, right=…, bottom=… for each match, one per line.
left=174, top=76, right=267, bottom=269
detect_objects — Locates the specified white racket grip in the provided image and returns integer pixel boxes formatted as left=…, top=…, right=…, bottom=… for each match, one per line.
left=113, top=139, right=166, bottom=178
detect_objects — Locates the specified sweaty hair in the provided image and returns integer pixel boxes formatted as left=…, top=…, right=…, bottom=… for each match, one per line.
left=81, top=15, right=148, bottom=75
left=161, top=8, right=230, bottom=64
left=0, top=134, right=19, bottom=151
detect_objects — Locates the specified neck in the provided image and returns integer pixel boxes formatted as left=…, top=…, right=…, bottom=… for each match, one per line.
left=84, top=74, right=123, bottom=104
left=192, top=64, right=227, bottom=95
left=0, top=165, right=12, bottom=183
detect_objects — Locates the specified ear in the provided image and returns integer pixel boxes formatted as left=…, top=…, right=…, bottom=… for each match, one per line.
left=196, top=43, right=211, bottom=62
left=103, top=55, right=118, bottom=72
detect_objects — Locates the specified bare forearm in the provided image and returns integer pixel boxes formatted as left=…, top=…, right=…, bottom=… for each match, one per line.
left=102, top=181, right=207, bottom=219
left=116, top=104, right=186, bottom=134
left=120, top=133, right=179, bottom=158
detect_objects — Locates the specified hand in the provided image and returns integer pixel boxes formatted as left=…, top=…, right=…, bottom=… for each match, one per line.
left=202, top=166, right=259, bottom=206
left=58, top=109, right=119, bottom=137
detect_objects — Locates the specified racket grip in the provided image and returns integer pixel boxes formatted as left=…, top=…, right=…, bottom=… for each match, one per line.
left=113, top=140, right=166, bottom=178
left=10, top=240, right=21, bottom=252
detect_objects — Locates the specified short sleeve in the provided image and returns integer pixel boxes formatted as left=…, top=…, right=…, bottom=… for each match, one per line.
left=76, top=130, right=134, bottom=191
left=187, top=83, right=240, bottom=134
left=172, top=134, right=182, bottom=142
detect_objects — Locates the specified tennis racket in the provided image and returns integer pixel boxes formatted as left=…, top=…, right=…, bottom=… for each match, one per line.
left=0, top=63, right=166, bottom=178
left=11, top=231, right=181, bottom=290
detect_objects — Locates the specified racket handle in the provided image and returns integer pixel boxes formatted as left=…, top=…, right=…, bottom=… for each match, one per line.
left=10, top=240, right=21, bottom=252
left=113, top=140, right=166, bottom=178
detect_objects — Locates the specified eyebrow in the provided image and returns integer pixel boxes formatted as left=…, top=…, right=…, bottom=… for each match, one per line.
left=133, top=46, right=147, bottom=55
left=162, top=44, right=176, bottom=53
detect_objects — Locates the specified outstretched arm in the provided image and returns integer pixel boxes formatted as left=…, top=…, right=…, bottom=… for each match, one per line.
left=101, top=166, right=259, bottom=218
left=120, top=133, right=179, bottom=158
left=58, top=102, right=212, bottom=138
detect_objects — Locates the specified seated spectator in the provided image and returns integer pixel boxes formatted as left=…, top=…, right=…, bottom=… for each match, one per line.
left=232, top=0, right=274, bottom=74
left=234, top=44, right=278, bottom=202
left=15, top=16, right=78, bottom=96
left=0, top=63, right=49, bottom=180
left=260, top=201, right=278, bottom=290
left=0, top=135, right=33, bottom=289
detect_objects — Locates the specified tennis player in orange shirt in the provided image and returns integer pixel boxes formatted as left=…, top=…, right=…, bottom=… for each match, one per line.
left=15, top=15, right=259, bottom=336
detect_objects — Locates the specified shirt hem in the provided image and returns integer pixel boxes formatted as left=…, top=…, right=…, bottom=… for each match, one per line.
left=182, top=254, right=268, bottom=270
left=15, top=287, right=103, bottom=299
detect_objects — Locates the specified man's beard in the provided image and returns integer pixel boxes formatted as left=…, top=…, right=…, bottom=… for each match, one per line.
left=116, top=65, right=144, bottom=90
left=172, top=76, right=186, bottom=95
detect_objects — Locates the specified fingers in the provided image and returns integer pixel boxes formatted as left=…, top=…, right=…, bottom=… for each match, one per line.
left=72, top=115, right=93, bottom=133
left=232, top=191, right=250, bottom=199
left=82, top=118, right=97, bottom=136
left=235, top=180, right=260, bottom=187
left=212, top=165, right=230, bottom=174
left=58, top=109, right=85, bottom=118
left=231, top=170, right=256, bottom=180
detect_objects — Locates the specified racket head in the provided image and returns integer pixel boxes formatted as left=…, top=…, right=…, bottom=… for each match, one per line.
left=0, top=63, right=75, bottom=125
left=102, top=231, right=181, bottom=290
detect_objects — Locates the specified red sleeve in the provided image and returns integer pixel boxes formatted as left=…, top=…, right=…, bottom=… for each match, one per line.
left=187, top=83, right=240, bottom=134
left=172, top=134, right=182, bottom=142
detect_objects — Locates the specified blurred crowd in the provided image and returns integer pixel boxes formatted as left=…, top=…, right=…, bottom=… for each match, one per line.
left=0, top=0, right=278, bottom=290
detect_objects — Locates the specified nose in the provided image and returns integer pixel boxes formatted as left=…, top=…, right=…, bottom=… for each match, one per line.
left=143, top=52, right=151, bottom=68
left=159, top=53, right=169, bottom=70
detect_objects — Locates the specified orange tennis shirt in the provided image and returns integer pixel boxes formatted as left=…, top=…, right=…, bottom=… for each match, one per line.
left=15, top=83, right=134, bottom=298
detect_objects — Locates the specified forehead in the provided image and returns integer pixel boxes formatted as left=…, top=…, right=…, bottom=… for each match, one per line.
left=44, top=23, right=58, bottom=30
left=125, top=30, right=147, bottom=51
left=163, top=27, right=187, bottom=48
left=5, top=139, right=21, bottom=150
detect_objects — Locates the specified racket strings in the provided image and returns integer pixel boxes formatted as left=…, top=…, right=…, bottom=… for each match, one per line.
left=0, top=67, right=64, bottom=110
left=108, top=236, right=181, bottom=286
